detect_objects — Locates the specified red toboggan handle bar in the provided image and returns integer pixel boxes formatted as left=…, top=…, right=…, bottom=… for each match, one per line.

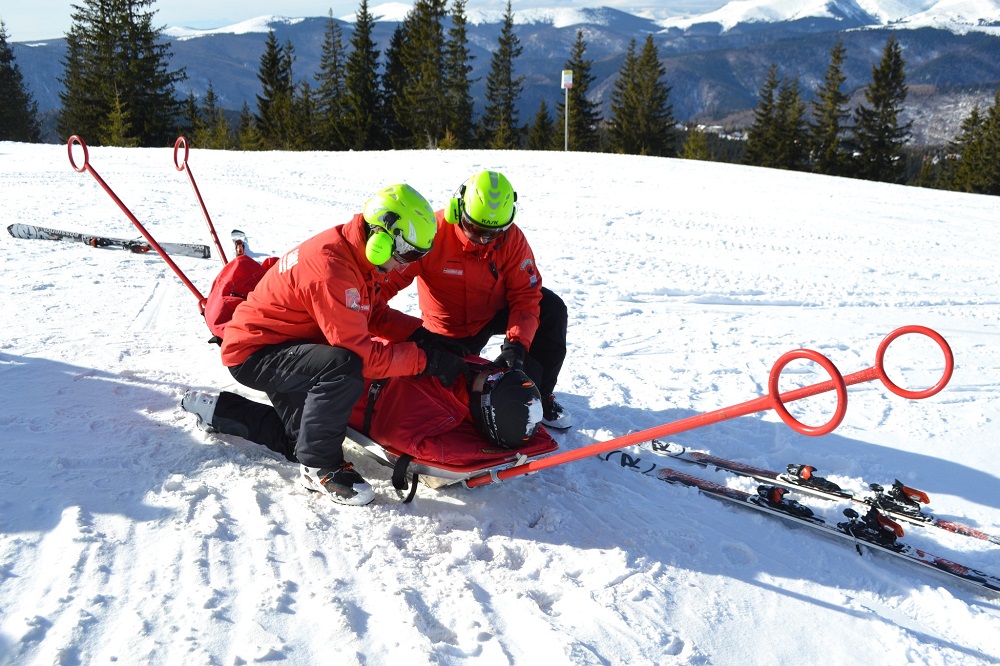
left=464, top=325, right=954, bottom=489
left=173, top=136, right=228, bottom=265
left=68, top=135, right=208, bottom=311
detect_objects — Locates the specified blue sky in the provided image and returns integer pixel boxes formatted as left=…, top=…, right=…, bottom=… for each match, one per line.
left=2, top=1, right=726, bottom=42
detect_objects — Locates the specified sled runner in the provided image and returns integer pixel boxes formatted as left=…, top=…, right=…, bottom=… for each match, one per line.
left=344, top=426, right=557, bottom=494
left=343, top=363, right=559, bottom=500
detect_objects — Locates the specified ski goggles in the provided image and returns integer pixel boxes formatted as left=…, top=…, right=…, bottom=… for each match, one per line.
left=391, top=230, right=431, bottom=263
left=459, top=210, right=512, bottom=244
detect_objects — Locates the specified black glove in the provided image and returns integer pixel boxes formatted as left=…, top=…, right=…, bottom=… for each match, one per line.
left=420, top=348, right=469, bottom=387
left=497, top=340, right=526, bottom=370
left=408, top=326, right=469, bottom=357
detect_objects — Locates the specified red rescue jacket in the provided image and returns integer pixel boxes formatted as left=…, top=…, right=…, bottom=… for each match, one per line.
left=381, top=211, right=543, bottom=348
left=221, top=215, right=425, bottom=379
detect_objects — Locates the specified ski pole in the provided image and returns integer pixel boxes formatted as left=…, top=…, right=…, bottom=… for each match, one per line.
left=173, top=136, right=228, bottom=265
left=68, top=136, right=207, bottom=310
left=464, top=325, right=953, bottom=489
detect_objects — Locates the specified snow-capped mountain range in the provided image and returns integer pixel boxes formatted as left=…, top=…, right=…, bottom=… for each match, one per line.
left=12, top=1, right=1000, bottom=145
left=154, top=0, right=1000, bottom=40
left=657, top=0, right=1000, bottom=34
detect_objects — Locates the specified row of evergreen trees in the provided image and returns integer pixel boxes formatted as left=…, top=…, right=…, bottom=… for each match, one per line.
left=740, top=34, right=1000, bottom=194
left=180, top=0, right=677, bottom=155
left=743, top=36, right=914, bottom=183
left=1, top=0, right=676, bottom=155
left=1, top=2, right=998, bottom=195
left=0, top=20, right=41, bottom=142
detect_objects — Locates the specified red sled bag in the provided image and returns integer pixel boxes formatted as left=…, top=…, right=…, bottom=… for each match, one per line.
left=348, top=358, right=557, bottom=495
left=203, top=254, right=277, bottom=343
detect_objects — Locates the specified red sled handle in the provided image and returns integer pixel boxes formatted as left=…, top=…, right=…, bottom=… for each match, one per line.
left=68, top=136, right=207, bottom=310
left=465, top=325, right=953, bottom=489
left=173, top=136, right=228, bottom=265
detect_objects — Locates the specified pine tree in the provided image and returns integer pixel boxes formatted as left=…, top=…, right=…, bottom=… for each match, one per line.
left=942, top=106, right=983, bottom=192
left=810, top=38, right=850, bottom=176
left=0, top=21, right=41, bottom=142
left=314, top=11, right=348, bottom=150
left=608, top=35, right=676, bottom=156
left=57, top=0, right=184, bottom=146
left=607, top=40, right=639, bottom=153
left=290, top=80, right=317, bottom=150
left=527, top=99, right=556, bottom=150
left=194, top=82, right=232, bottom=149
left=442, top=0, right=476, bottom=148
left=236, top=101, right=262, bottom=150
left=182, top=91, right=201, bottom=141
left=977, top=91, right=1000, bottom=194
left=255, top=32, right=296, bottom=149
left=744, top=64, right=780, bottom=167
left=983, top=96, right=1000, bottom=195
left=850, top=34, right=912, bottom=183
left=555, top=30, right=601, bottom=152
left=479, top=0, right=524, bottom=149
left=680, top=129, right=711, bottom=160
left=395, top=0, right=448, bottom=148
left=343, top=0, right=385, bottom=150
left=381, top=26, right=407, bottom=148
left=773, top=76, right=807, bottom=170
left=101, top=86, right=140, bottom=147
left=948, top=90, right=1000, bottom=195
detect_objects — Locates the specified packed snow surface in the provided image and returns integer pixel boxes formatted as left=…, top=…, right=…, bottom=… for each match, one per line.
left=1, top=141, right=998, bottom=664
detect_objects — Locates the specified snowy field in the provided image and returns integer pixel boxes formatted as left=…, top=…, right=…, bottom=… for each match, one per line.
left=1, top=140, right=998, bottom=664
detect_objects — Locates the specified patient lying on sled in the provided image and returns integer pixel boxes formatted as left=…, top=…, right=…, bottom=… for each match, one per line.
left=348, top=358, right=558, bottom=468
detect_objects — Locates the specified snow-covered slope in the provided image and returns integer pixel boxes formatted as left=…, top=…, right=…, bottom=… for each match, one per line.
left=1, top=141, right=999, bottom=664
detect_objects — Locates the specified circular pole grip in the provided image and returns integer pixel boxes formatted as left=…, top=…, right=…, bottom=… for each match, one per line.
left=173, top=136, right=189, bottom=171
left=875, top=325, right=954, bottom=399
left=68, top=135, right=89, bottom=172
left=768, top=348, right=848, bottom=436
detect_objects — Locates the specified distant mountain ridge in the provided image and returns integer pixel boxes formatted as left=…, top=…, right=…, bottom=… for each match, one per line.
left=656, top=0, right=1000, bottom=34
left=11, top=2, right=1000, bottom=146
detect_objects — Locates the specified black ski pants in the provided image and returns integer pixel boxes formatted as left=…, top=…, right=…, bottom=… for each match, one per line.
left=456, top=287, right=567, bottom=397
left=213, top=342, right=364, bottom=469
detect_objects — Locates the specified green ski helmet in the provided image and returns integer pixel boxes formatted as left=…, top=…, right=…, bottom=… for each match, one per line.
left=445, top=170, right=517, bottom=229
left=363, top=183, right=437, bottom=265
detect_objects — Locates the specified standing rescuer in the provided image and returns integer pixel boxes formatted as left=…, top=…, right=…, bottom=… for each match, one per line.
left=180, top=183, right=468, bottom=506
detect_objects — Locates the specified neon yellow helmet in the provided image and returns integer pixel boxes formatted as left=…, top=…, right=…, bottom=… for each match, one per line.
left=446, top=170, right=517, bottom=229
left=363, top=184, right=437, bottom=265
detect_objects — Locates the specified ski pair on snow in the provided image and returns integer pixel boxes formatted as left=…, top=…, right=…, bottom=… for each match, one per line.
left=7, top=222, right=212, bottom=259
left=600, top=447, right=1000, bottom=595
left=649, top=440, right=1000, bottom=546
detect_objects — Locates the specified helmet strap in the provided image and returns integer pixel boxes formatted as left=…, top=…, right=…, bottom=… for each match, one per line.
left=469, top=367, right=504, bottom=446
left=444, top=184, right=466, bottom=225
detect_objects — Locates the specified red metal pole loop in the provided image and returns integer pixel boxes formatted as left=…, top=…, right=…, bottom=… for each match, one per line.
left=67, top=136, right=206, bottom=304
left=172, top=136, right=228, bottom=264
left=874, top=325, right=954, bottom=399
left=463, top=326, right=953, bottom=489
left=767, top=348, right=848, bottom=436
left=173, top=136, right=190, bottom=172
left=68, top=135, right=89, bottom=173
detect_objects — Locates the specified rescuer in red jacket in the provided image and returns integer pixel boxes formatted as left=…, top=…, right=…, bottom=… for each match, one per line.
left=381, top=170, right=572, bottom=429
left=180, top=184, right=469, bottom=506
